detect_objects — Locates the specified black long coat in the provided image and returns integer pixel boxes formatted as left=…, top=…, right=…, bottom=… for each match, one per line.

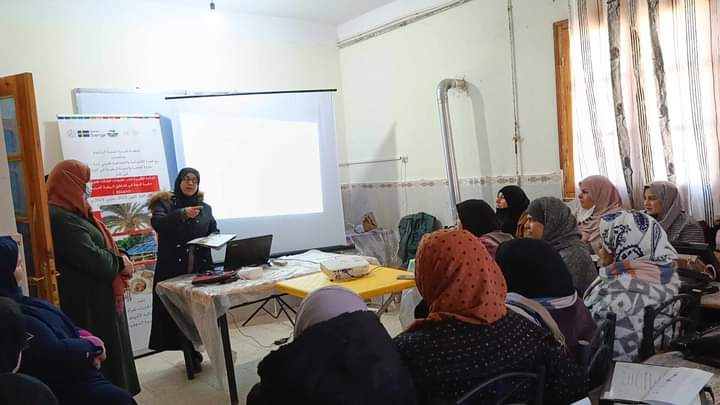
left=148, top=192, right=217, bottom=351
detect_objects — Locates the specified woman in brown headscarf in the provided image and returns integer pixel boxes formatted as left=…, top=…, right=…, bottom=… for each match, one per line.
left=46, top=160, right=140, bottom=395
left=575, top=175, right=623, bottom=254
left=644, top=181, right=705, bottom=244
left=393, top=228, right=587, bottom=404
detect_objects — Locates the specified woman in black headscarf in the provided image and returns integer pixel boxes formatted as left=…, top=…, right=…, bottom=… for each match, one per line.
left=148, top=168, right=218, bottom=366
left=456, top=199, right=513, bottom=258
left=495, top=185, right=530, bottom=237
left=495, top=239, right=596, bottom=358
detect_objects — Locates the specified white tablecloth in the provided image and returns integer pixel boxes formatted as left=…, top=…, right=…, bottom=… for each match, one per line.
left=155, top=250, right=375, bottom=386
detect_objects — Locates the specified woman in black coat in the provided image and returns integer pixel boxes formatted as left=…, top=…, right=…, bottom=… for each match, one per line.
left=148, top=168, right=217, bottom=366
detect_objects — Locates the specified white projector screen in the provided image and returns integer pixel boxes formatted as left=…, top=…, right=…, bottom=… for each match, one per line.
left=168, top=91, right=345, bottom=254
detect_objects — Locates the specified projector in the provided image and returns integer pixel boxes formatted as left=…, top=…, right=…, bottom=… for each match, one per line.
left=320, top=256, right=371, bottom=282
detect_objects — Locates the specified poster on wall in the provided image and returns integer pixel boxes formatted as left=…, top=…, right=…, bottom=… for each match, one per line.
left=58, top=115, right=170, bottom=356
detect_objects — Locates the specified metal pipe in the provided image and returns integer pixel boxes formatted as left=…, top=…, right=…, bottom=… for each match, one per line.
left=507, top=0, right=522, bottom=184
left=338, top=156, right=408, bottom=167
left=337, top=0, right=474, bottom=49
left=437, top=78, right=467, bottom=223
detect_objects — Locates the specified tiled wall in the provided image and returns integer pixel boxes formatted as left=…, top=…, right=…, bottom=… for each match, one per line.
left=341, top=171, right=564, bottom=229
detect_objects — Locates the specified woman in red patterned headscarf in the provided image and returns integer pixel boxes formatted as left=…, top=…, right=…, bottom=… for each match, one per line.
left=46, top=160, right=139, bottom=395
left=393, top=228, right=587, bottom=404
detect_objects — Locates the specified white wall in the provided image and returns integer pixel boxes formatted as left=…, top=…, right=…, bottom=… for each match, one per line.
left=337, top=0, right=569, bottom=184
left=0, top=0, right=343, bottom=171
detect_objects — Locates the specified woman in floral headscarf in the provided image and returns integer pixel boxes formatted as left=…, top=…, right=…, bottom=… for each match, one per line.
left=394, top=228, right=587, bottom=404
left=584, top=211, right=680, bottom=361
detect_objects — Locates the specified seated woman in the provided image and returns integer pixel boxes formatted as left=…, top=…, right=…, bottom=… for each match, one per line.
left=495, top=185, right=530, bottom=238
left=526, top=196, right=597, bottom=293
left=394, top=229, right=587, bottom=404
left=247, top=286, right=416, bottom=405
left=496, top=239, right=596, bottom=358
left=584, top=211, right=679, bottom=361
left=0, top=237, right=136, bottom=405
left=644, top=181, right=705, bottom=244
left=456, top=199, right=513, bottom=258
left=576, top=175, right=623, bottom=255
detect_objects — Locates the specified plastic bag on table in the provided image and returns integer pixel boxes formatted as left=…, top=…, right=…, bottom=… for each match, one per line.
left=399, top=259, right=422, bottom=329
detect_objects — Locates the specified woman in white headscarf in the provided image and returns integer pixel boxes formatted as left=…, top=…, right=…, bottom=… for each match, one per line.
left=247, top=286, right=416, bottom=405
left=584, top=211, right=679, bottom=361
left=644, top=181, right=705, bottom=244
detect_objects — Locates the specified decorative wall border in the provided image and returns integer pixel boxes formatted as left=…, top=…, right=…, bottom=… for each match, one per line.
left=341, top=171, right=563, bottom=190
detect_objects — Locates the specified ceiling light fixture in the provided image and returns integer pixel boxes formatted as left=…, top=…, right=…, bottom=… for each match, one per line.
left=209, top=0, right=215, bottom=11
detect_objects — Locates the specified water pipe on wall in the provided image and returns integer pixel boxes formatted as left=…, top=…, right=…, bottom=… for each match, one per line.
left=507, top=0, right=522, bottom=185
left=437, top=78, right=468, bottom=223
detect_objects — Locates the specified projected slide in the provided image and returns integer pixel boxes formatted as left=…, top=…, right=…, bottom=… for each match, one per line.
left=180, top=115, right=323, bottom=219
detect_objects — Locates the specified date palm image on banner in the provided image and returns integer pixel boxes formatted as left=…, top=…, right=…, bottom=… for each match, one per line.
left=101, top=202, right=151, bottom=233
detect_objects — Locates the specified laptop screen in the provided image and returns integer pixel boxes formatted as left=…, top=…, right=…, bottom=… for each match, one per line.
left=224, top=234, right=273, bottom=270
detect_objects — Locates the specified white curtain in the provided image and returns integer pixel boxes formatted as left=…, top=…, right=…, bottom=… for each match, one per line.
left=569, top=0, right=720, bottom=224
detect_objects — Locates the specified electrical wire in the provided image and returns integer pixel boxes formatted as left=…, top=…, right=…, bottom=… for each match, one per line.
left=228, top=310, right=293, bottom=349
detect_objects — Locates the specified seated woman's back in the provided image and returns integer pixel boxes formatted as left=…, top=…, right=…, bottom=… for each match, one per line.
left=584, top=210, right=679, bottom=361
left=395, top=229, right=587, bottom=404
left=395, top=312, right=584, bottom=403
left=495, top=238, right=596, bottom=358
left=249, top=286, right=416, bottom=405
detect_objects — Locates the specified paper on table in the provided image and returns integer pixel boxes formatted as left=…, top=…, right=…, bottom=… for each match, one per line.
left=605, top=363, right=712, bottom=405
left=643, top=367, right=712, bottom=405
left=187, top=234, right=236, bottom=248
left=607, top=362, right=668, bottom=402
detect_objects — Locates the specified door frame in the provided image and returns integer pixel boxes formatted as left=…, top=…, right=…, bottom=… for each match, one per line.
left=0, top=73, right=58, bottom=304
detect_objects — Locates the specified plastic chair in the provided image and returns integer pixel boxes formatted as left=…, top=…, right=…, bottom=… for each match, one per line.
left=578, top=312, right=616, bottom=388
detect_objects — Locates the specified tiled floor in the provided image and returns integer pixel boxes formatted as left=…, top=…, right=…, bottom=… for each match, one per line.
left=133, top=306, right=404, bottom=405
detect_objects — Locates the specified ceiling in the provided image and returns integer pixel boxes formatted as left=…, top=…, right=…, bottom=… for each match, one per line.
left=164, top=0, right=396, bottom=25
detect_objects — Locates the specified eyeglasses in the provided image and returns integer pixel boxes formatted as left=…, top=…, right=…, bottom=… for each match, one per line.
left=181, top=176, right=198, bottom=185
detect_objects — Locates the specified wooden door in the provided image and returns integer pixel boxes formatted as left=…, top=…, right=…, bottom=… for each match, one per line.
left=554, top=20, right=575, bottom=199
left=0, top=73, right=58, bottom=303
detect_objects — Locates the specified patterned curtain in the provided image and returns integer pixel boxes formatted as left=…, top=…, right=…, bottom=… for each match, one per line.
left=569, top=0, right=720, bottom=224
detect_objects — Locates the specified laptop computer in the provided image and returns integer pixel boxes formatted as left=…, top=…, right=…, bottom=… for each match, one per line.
left=223, top=234, right=273, bottom=271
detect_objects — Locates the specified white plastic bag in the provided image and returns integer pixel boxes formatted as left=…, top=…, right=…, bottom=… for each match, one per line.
left=399, top=259, right=422, bottom=329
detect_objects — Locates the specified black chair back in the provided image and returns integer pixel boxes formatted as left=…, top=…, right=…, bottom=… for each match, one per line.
left=455, top=366, right=545, bottom=405
left=639, top=293, right=700, bottom=361
left=578, top=312, right=616, bottom=388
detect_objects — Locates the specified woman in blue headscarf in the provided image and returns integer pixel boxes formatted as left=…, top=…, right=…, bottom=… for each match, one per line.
left=0, top=237, right=136, bottom=405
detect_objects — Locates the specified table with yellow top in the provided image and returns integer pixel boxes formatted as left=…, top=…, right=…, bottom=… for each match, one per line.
left=276, top=265, right=416, bottom=316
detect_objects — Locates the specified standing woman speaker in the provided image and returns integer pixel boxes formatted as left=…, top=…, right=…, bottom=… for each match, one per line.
left=148, top=168, right=217, bottom=370
left=46, top=160, right=140, bottom=395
